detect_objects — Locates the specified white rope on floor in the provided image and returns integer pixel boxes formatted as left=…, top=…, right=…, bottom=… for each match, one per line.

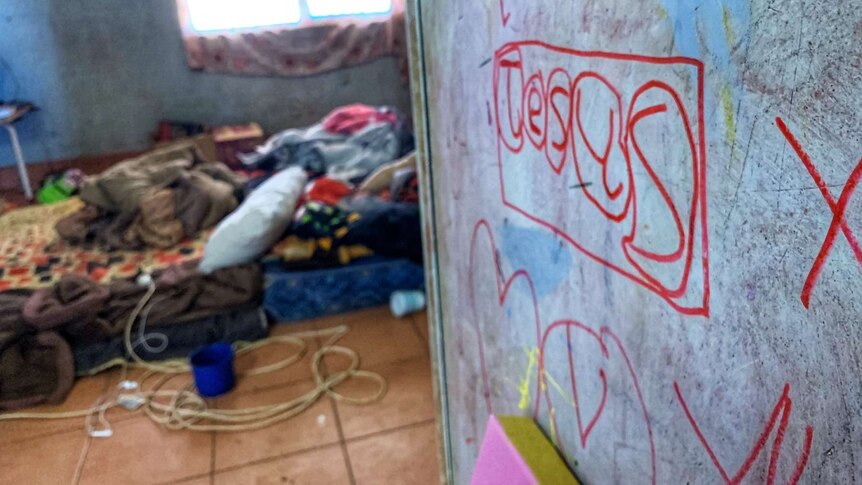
left=0, top=281, right=388, bottom=434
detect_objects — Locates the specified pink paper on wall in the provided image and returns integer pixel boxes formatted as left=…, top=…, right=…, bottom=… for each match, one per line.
left=471, top=415, right=538, bottom=485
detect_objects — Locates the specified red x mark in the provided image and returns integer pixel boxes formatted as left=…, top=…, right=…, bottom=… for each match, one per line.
left=776, top=117, right=862, bottom=308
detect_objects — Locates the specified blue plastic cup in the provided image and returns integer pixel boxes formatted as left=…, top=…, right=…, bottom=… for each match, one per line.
left=190, top=343, right=236, bottom=398
left=390, top=290, right=426, bottom=317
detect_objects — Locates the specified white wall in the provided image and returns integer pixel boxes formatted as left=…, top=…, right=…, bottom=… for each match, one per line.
left=418, top=0, right=861, bottom=483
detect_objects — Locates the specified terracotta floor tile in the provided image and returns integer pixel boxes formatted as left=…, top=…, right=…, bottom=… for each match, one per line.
left=231, top=322, right=322, bottom=395
left=316, top=306, right=425, bottom=368
left=412, top=310, right=430, bottom=344
left=347, top=422, right=440, bottom=485
left=333, top=356, right=435, bottom=440
left=78, top=417, right=212, bottom=485
left=307, top=305, right=393, bottom=328
left=0, top=373, right=109, bottom=442
left=213, top=444, right=350, bottom=485
left=268, top=320, right=321, bottom=337
left=0, top=308, right=439, bottom=485
left=0, top=429, right=88, bottom=485
left=170, top=475, right=212, bottom=485
left=213, top=381, right=339, bottom=471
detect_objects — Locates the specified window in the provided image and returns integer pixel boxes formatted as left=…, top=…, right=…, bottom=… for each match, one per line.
left=186, top=0, right=393, bottom=33
left=186, top=0, right=301, bottom=32
left=306, top=0, right=392, bottom=18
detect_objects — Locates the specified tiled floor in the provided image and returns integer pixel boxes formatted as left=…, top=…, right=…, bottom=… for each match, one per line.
left=0, top=306, right=440, bottom=485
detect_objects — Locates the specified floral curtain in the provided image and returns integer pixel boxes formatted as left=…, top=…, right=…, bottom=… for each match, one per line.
left=176, top=0, right=407, bottom=79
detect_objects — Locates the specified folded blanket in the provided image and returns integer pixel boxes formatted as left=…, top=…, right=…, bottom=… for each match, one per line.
left=0, top=331, right=74, bottom=411
left=0, top=289, right=74, bottom=411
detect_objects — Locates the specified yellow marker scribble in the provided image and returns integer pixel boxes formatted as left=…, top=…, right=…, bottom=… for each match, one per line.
left=721, top=84, right=736, bottom=151
left=517, top=348, right=539, bottom=410
left=548, top=408, right=559, bottom=447
left=656, top=5, right=668, bottom=20
left=722, top=5, right=736, bottom=47
left=544, top=372, right=576, bottom=407
left=535, top=369, right=581, bottom=464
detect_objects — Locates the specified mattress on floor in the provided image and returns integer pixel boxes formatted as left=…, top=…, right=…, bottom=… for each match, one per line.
left=73, top=305, right=269, bottom=375
left=0, top=197, right=209, bottom=290
left=263, top=257, right=425, bottom=322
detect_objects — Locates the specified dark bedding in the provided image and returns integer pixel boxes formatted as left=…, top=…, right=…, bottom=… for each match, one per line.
left=73, top=305, right=268, bottom=375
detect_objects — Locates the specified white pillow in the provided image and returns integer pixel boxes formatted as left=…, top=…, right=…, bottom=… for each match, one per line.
left=199, top=167, right=307, bottom=273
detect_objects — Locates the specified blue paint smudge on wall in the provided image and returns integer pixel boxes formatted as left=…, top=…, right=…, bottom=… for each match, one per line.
left=659, top=0, right=749, bottom=68
left=658, top=0, right=750, bottom=152
left=498, top=224, right=572, bottom=298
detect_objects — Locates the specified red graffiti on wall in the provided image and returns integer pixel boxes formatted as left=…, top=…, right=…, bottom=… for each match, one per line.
left=465, top=220, right=816, bottom=483
left=775, top=117, right=862, bottom=308
left=499, top=0, right=511, bottom=27
left=493, top=41, right=710, bottom=316
left=466, top=219, right=654, bottom=480
left=674, top=382, right=814, bottom=484
left=539, top=320, right=657, bottom=485
left=464, top=219, right=544, bottom=439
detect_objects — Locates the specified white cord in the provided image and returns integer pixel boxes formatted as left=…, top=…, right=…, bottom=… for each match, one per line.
left=132, top=299, right=168, bottom=354
left=70, top=432, right=91, bottom=485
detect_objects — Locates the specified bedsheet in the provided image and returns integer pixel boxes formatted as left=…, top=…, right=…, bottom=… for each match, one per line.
left=0, top=198, right=208, bottom=290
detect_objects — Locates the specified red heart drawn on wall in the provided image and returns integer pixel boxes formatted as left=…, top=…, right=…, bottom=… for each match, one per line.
left=466, top=219, right=545, bottom=428
left=539, top=320, right=657, bottom=485
left=466, top=219, right=654, bottom=483
left=539, top=320, right=608, bottom=448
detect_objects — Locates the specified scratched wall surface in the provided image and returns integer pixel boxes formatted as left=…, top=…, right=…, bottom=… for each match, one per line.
left=417, top=1, right=861, bottom=483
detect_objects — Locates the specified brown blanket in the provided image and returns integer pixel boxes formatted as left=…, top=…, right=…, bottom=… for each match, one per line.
left=22, top=264, right=262, bottom=343
left=0, top=331, right=74, bottom=411
left=0, top=289, right=74, bottom=411
left=0, top=290, right=33, bottom=332
left=79, top=137, right=215, bottom=213
left=0, top=263, right=263, bottom=410
left=56, top=139, right=245, bottom=250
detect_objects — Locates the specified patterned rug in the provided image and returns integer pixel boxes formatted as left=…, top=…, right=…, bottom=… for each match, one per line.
left=0, top=197, right=209, bottom=290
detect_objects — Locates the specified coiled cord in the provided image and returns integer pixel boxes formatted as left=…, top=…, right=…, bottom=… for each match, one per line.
left=0, top=282, right=388, bottom=434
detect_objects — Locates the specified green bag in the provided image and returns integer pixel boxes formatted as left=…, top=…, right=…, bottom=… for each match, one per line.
left=36, top=175, right=76, bottom=204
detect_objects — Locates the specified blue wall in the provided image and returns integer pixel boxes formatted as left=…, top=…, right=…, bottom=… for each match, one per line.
left=0, top=0, right=411, bottom=167
left=0, top=0, right=76, bottom=163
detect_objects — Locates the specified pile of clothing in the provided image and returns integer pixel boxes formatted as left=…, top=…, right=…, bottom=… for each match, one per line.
left=0, top=263, right=262, bottom=410
left=200, top=152, right=422, bottom=273
left=56, top=137, right=245, bottom=250
left=240, top=103, right=414, bottom=184
left=284, top=151, right=422, bottom=265
left=274, top=196, right=421, bottom=270
left=197, top=104, right=421, bottom=274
